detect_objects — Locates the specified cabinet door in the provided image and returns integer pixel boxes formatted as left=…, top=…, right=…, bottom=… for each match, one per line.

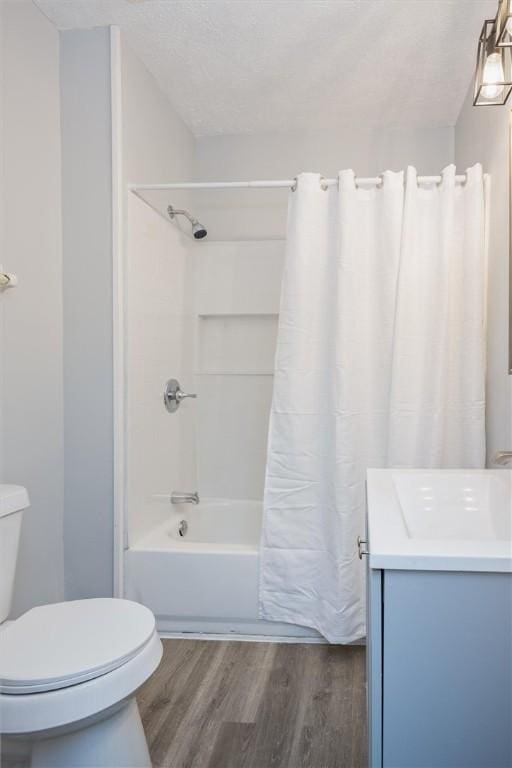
left=367, top=565, right=383, bottom=768
left=383, top=570, right=512, bottom=768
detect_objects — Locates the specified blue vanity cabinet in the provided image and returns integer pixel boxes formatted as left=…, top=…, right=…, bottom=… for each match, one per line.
left=366, top=565, right=383, bottom=768
left=367, top=563, right=512, bottom=768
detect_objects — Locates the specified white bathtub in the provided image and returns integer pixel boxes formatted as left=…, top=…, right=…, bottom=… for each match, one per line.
left=124, top=497, right=320, bottom=639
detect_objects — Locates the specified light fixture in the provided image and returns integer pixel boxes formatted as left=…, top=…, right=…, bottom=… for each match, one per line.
left=495, top=0, right=512, bottom=47
left=473, top=18, right=512, bottom=106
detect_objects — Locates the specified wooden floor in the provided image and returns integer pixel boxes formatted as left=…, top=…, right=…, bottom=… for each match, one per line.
left=137, top=639, right=367, bottom=768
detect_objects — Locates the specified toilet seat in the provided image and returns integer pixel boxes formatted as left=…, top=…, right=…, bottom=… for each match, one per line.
left=0, top=598, right=156, bottom=694
left=0, top=629, right=162, bottom=736
left=0, top=599, right=163, bottom=738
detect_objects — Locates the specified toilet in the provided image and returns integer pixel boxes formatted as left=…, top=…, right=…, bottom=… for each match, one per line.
left=0, top=485, right=163, bottom=768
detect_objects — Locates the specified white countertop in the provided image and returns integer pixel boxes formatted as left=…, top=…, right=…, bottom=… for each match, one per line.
left=366, top=469, right=512, bottom=572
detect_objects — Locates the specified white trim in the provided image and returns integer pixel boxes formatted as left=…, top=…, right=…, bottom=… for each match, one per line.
left=110, top=26, right=125, bottom=598
left=483, top=172, right=492, bottom=466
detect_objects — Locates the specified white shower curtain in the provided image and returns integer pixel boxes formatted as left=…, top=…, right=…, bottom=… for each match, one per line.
left=260, top=165, right=487, bottom=643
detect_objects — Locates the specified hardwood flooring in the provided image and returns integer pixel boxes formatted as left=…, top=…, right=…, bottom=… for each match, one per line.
left=137, top=639, right=367, bottom=768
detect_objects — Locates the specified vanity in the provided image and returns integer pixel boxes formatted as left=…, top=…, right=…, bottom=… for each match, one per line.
left=366, top=469, right=512, bottom=768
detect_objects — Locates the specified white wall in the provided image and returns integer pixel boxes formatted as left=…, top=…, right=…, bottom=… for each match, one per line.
left=455, top=89, right=512, bottom=463
left=0, top=0, right=64, bottom=615
left=121, top=40, right=194, bottom=186
left=121, top=35, right=196, bottom=257
left=196, top=126, right=454, bottom=179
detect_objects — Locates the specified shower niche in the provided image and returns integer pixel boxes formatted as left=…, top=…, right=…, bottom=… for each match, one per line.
left=196, top=313, right=277, bottom=500
left=193, top=239, right=283, bottom=503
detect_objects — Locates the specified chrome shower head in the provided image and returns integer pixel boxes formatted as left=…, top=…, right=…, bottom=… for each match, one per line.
left=191, top=221, right=207, bottom=239
left=167, top=205, right=207, bottom=240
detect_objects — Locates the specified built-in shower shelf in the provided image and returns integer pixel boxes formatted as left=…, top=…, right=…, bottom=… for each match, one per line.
left=197, top=313, right=278, bottom=376
left=198, top=312, right=278, bottom=319
left=194, top=370, right=274, bottom=376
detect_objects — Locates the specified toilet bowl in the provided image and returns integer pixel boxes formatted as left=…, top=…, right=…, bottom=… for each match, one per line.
left=0, top=486, right=163, bottom=768
left=0, top=598, right=162, bottom=768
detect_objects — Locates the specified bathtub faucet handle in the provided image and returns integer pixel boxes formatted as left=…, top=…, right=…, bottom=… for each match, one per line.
left=492, top=451, right=512, bottom=466
left=171, top=491, right=200, bottom=505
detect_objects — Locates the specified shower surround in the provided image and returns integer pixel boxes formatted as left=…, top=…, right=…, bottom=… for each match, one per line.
left=123, top=191, right=319, bottom=638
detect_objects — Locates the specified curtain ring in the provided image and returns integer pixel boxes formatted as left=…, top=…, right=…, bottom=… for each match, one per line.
left=320, top=176, right=328, bottom=191
left=291, top=177, right=297, bottom=192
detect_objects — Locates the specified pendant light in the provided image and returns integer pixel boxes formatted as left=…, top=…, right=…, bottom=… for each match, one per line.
left=495, top=0, right=512, bottom=47
left=473, top=17, right=512, bottom=106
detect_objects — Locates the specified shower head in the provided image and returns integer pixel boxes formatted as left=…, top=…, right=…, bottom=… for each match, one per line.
left=167, top=205, right=207, bottom=240
left=191, top=221, right=207, bottom=239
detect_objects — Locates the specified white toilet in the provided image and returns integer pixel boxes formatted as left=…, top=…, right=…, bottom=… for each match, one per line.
left=0, top=485, right=163, bottom=768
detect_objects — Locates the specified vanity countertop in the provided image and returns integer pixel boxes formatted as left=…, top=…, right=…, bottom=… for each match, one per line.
left=366, top=468, right=512, bottom=572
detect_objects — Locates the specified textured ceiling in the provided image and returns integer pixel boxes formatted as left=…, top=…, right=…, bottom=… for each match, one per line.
left=35, top=0, right=496, bottom=136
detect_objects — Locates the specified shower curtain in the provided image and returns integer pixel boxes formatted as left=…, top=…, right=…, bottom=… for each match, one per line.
left=260, top=165, right=487, bottom=643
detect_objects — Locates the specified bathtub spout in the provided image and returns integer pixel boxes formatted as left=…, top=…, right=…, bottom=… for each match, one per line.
left=171, top=491, right=200, bottom=505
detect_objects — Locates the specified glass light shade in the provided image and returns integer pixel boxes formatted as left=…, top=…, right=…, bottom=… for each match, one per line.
left=495, top=0, right=512, bottom=47
left=474, top=19, right=512, bottom=106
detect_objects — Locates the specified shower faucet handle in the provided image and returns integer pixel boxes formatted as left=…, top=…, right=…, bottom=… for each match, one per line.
left=164, top=378, right=197, bottom=413
left=175, top=389, right=197, bottom=402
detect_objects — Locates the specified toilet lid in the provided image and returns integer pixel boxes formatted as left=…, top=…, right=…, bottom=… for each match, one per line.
left=0, top=599, right=156, bottom=694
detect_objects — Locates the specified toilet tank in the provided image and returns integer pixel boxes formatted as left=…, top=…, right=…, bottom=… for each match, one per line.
left=0, top=485, right=30, bottom=623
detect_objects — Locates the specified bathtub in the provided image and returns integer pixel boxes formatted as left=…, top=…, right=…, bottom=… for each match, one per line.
left=124, top=497, right=320, bottom=639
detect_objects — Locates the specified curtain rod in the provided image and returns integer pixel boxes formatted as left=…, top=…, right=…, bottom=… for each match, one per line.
left=129, top=174, right=473, bottom=193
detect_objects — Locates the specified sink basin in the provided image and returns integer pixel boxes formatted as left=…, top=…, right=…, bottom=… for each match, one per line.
left=393, top=471, right=511, bottom=541
left=366, top=469, right=512, bottom=571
